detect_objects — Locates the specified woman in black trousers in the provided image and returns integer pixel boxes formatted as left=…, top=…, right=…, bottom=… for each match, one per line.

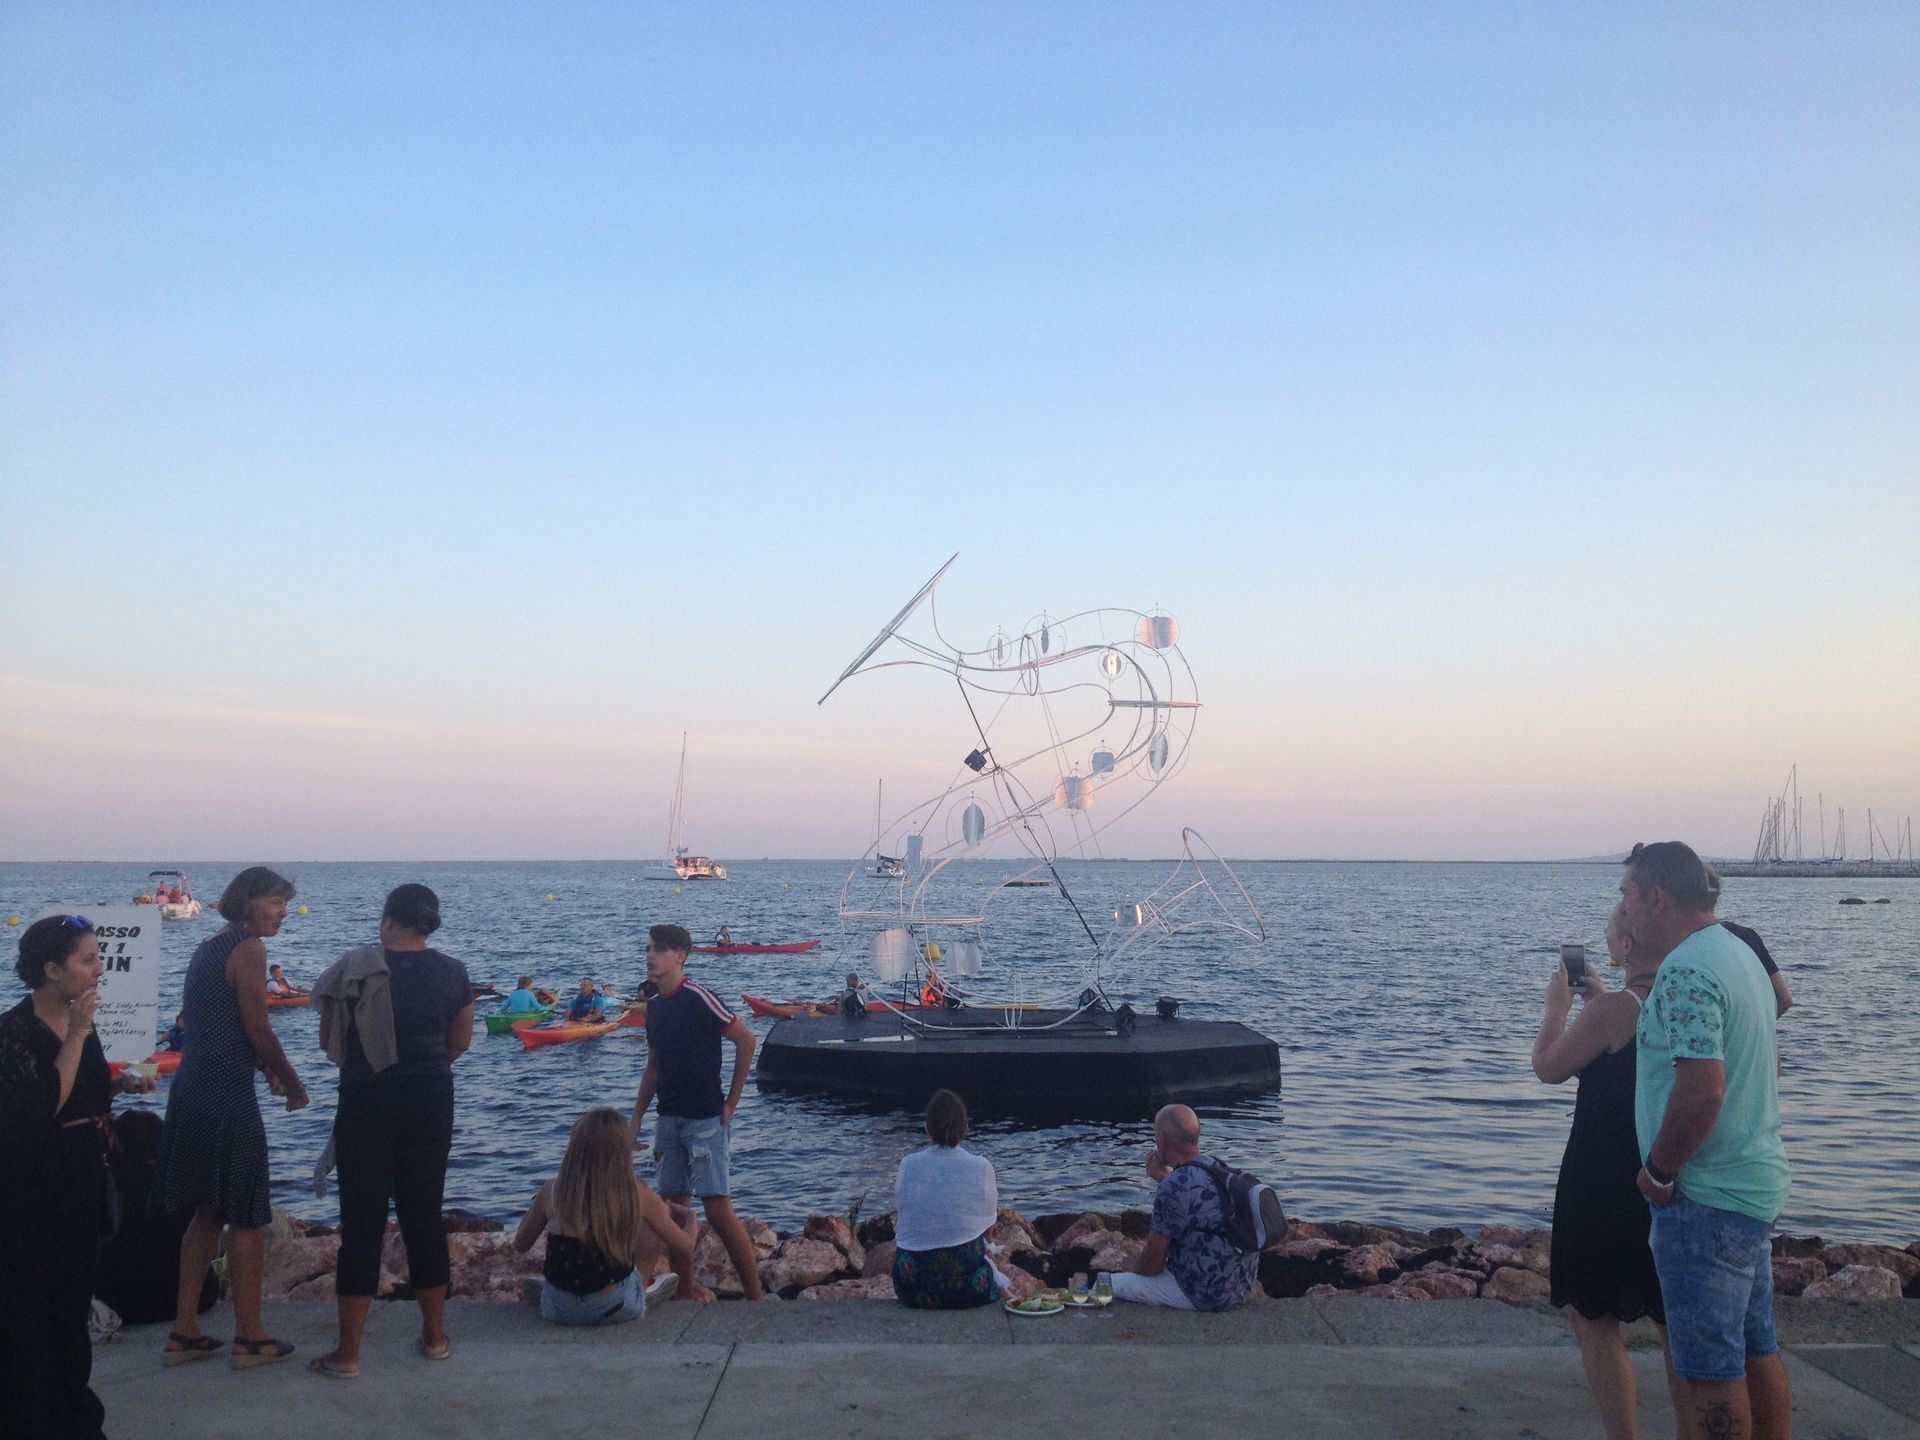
left=310, top=884, right=473, bottom=1377
left=0, top=915, right=153, bottom=1437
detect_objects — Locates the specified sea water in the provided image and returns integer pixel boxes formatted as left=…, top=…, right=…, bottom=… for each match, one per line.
left=3, top=860, right=1913, bottom=1241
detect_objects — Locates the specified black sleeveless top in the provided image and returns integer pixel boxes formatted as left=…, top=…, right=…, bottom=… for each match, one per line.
left=544, top=1232, right=633, bottom=1296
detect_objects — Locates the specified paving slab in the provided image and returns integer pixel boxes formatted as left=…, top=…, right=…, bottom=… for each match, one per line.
left=1792, top=1344, right=1920, bottom=1422
left=675, top=1297, right=1012, bottom=1345
left=1006, top=1298, right=1341, bottom=1346
left=1311, top=1296, right=1574, bottom=1347
left=1775, top=1297, right=1920, bottom=1345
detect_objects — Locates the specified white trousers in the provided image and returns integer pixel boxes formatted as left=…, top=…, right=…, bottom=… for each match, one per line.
left=1107, top=1269, right=1195, bottom=1309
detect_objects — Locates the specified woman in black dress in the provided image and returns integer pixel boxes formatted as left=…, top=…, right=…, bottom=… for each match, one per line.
left=156, top=866, right=309, bottom=1369
left=309, top=884, right=475, bottom=1377
left=1532, top=913, right=1679, bottom=1440
left=0, top=914, right=154, bottom=1438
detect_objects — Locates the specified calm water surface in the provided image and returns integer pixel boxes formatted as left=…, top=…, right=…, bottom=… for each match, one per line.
left=4, top=861, right=1913, bottom=1241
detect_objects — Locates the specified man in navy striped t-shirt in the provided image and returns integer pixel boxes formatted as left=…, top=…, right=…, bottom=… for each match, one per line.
left=632, top=923, right=764, bottom=1300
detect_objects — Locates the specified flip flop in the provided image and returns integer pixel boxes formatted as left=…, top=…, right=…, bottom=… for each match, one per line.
left=308, top=1356, right=358, bottom=1380
left=418, top=1337, right=452, bottom=1361
left=163, top=1332, right=223, bottom=1367
left=230, top=1337, right=295, bottom=1370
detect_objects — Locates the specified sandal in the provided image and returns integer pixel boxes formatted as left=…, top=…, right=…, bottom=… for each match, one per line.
left=230, top=1336, right=296, bottom=1370
left=163, top=1332, right=223, bottom=1367
left=308, top=1355, right=358, bottom=1380
left=418, top=1336, right=452, bottom=1361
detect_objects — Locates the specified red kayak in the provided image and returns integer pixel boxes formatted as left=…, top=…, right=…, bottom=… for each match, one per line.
left=516, top=1016, right=622, bottom=1049
left=266, top=993, right=312, bottom=1009
left=741, top=993, right=933, bottom=1019
left=691, top=940, right=822, bottom=955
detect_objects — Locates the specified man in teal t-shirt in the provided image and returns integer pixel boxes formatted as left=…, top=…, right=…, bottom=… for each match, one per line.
left=1616, top=841, right=1790, bottom=1439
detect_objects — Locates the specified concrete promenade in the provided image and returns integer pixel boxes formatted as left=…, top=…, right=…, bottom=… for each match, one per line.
left=94, top=1296, right=1919, bottom=1439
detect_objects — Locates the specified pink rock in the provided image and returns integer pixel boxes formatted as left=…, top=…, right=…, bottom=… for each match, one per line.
left=744, top=1218, right=780, bottom=1259
left=862, top=1240, right=896, bottom=1280
left=1821, top=1244, right=1920, bottom=1286
left=1772, top=1256, right=1829, bottom=1297
left=760, top=1238, right=851, bottom=1295
left=693, top=1230, right=745, bottom=1298
left=1052, top=1214, right=1120, bottom=1253
left=1478, top=1225, right=1528, bottom=1246
left=1802, top=1265, right=1904, bottom=1302
left=798, top=1221, right=860, bottom=1267
left=262, top=1236, right=340, bottom=1297
left=1339, top=1244, right=1399, bottom=1284
left=1475, top=1243, right=1520, bottom=1267
left=281, top=1274, right=335, bottom=1302
left=1509, top=1246, right=1551, bottom=1278
left=1484, top=1266, right=1551, bottom=1304
left=798, top=1275, right=897, bottom=1301
left=1276, top=1238, right=1342, bottom=1261
left=1087, top=1237, right=1145, bottom=1275
left=1403, top=1270, right=1480, bottom=1300
left=1304, top=1283, right=1341, bottom=1298
left=1287, top=1221, right=1332, bottom=1241
left=986, top=1209, right=1044, bottom=1255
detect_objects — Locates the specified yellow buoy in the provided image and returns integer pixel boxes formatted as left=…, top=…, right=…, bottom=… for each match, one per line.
left=546, top=893, right=556, bottom=902
left=297, top=905, right=309, bottom=915
left=674, top=886, right=682, bottom=895
left=4, top=915, right=18, bottom=926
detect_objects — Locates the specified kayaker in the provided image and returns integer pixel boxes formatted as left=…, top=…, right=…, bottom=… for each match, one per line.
left=567, top=978, right=607, bottom=1023
left=631, top=923, right=764, bottom=1301
left=162, top=1010, right=187, bottom=1052
left=265, top=964, right=308, bottom=998
left=714, top=925, right=732, bottom=946
left=513, top=1107, right=709, bottom=1323
left=501, top=976, right=544, bottom=1015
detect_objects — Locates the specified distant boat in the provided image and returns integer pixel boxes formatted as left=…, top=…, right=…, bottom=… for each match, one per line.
left=135, top=869, right=202, bottom=921
left=871, top=780, right=905, bottom=879
left=645, top=734, right=727, bottom=881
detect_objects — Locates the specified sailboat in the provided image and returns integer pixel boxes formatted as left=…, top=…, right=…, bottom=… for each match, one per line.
left=871, top=780, right=906, bottom=879
left=645, top=735, right=728, bottom=881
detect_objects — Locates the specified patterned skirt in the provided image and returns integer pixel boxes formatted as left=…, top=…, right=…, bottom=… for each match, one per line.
left=892, top=1237, right=998, bottom=1310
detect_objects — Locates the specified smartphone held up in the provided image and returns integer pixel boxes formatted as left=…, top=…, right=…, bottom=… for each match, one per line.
left=1561, top=943, right=1587, bottom=989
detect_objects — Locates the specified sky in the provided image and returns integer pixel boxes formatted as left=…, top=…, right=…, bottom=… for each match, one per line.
left=2, top=4, right=1916, bottom=862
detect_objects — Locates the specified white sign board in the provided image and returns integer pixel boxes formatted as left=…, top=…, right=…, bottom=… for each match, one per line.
left=35, top=905, right=163, bottom=1065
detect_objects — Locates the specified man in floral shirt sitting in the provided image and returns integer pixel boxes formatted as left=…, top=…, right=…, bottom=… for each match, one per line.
left=1107, top=1104, right=1257, bottom=1311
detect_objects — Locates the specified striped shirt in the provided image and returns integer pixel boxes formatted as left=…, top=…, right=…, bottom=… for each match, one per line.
left=646, top=979, right=737, bottom=1119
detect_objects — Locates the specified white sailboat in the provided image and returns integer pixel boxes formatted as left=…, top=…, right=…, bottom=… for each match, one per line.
left=871, top=780, right=906, bottom=879
left=645, top=735, right=728, bottom=881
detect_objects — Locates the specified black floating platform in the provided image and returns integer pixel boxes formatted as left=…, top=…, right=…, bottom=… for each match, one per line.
left=755, top=1006, right=1281, bottom=1113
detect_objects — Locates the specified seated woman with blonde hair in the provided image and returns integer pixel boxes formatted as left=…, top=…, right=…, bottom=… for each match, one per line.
left=513, top=1108, right=710, bottom=1323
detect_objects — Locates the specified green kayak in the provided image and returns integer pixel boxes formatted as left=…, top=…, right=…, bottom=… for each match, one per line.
left=485, top=1009, right=550, bottom=1035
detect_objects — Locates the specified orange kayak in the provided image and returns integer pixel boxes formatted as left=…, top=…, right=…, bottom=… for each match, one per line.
left=516, top=1017, right=622, bottom=1049
left=266, top=994, right=312, bottom=1009
left=143, top=1049, right=185, bottom=1075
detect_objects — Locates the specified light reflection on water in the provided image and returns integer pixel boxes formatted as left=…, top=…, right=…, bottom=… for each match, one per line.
left=4, top=860, right=1913, bottom=1241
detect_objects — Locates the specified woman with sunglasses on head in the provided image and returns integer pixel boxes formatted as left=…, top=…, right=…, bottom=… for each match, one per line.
left=155, top=867, right=309, bottom=1371
left=0, top=914, right=156, bottom=1438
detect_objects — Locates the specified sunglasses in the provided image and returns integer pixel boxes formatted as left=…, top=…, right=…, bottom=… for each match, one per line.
left=62, top=914, right=94, bottom=929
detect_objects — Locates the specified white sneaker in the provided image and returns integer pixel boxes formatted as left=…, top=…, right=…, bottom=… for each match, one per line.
left=644, top=1273, right=680, bottom=1305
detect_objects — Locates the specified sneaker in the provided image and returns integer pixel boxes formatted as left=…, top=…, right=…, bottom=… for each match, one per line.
left=644, top=1273, right=680, bottom=1305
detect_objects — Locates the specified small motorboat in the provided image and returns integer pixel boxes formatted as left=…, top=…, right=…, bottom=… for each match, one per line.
left=691, top=939, right=822, bottom=955
left=135, top=869, right=203, bottom=920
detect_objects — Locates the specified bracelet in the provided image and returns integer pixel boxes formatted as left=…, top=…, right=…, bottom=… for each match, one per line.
left=1643, top=1163, right=1676, bottom=1187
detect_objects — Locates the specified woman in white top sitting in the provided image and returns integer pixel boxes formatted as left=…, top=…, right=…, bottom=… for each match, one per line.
left=891, top=1089, right=1005, bottom=1308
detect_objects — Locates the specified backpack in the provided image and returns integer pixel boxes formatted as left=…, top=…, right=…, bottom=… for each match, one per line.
left=1192, top=1158, right=1288, bottom=1253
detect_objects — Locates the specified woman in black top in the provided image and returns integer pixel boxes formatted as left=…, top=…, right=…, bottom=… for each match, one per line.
left=310, top=884, right=474, bottom=1378
left=0, top=915, right=152, bottom=1439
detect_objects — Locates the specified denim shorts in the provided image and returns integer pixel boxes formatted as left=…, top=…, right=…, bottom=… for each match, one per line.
left=540, top=1269, right=645, bottom=1326
left=654, top=1113, right=730, bottom=1198
left=1648, top=1195, right=1779, bottom=1381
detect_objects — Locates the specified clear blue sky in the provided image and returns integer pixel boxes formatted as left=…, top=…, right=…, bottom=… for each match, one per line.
left=3, top=4, right=1916, bottom=860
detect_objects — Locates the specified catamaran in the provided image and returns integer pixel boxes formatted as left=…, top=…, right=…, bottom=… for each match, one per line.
left=645, top=734, right=728, bottom=882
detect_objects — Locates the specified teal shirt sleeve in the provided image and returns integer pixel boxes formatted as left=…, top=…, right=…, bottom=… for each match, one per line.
left=1650, top=959, right=1728, bottom=1062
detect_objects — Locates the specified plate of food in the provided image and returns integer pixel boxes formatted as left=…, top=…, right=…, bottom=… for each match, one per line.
left=1005, top=1295, right=1065, bottom=1316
